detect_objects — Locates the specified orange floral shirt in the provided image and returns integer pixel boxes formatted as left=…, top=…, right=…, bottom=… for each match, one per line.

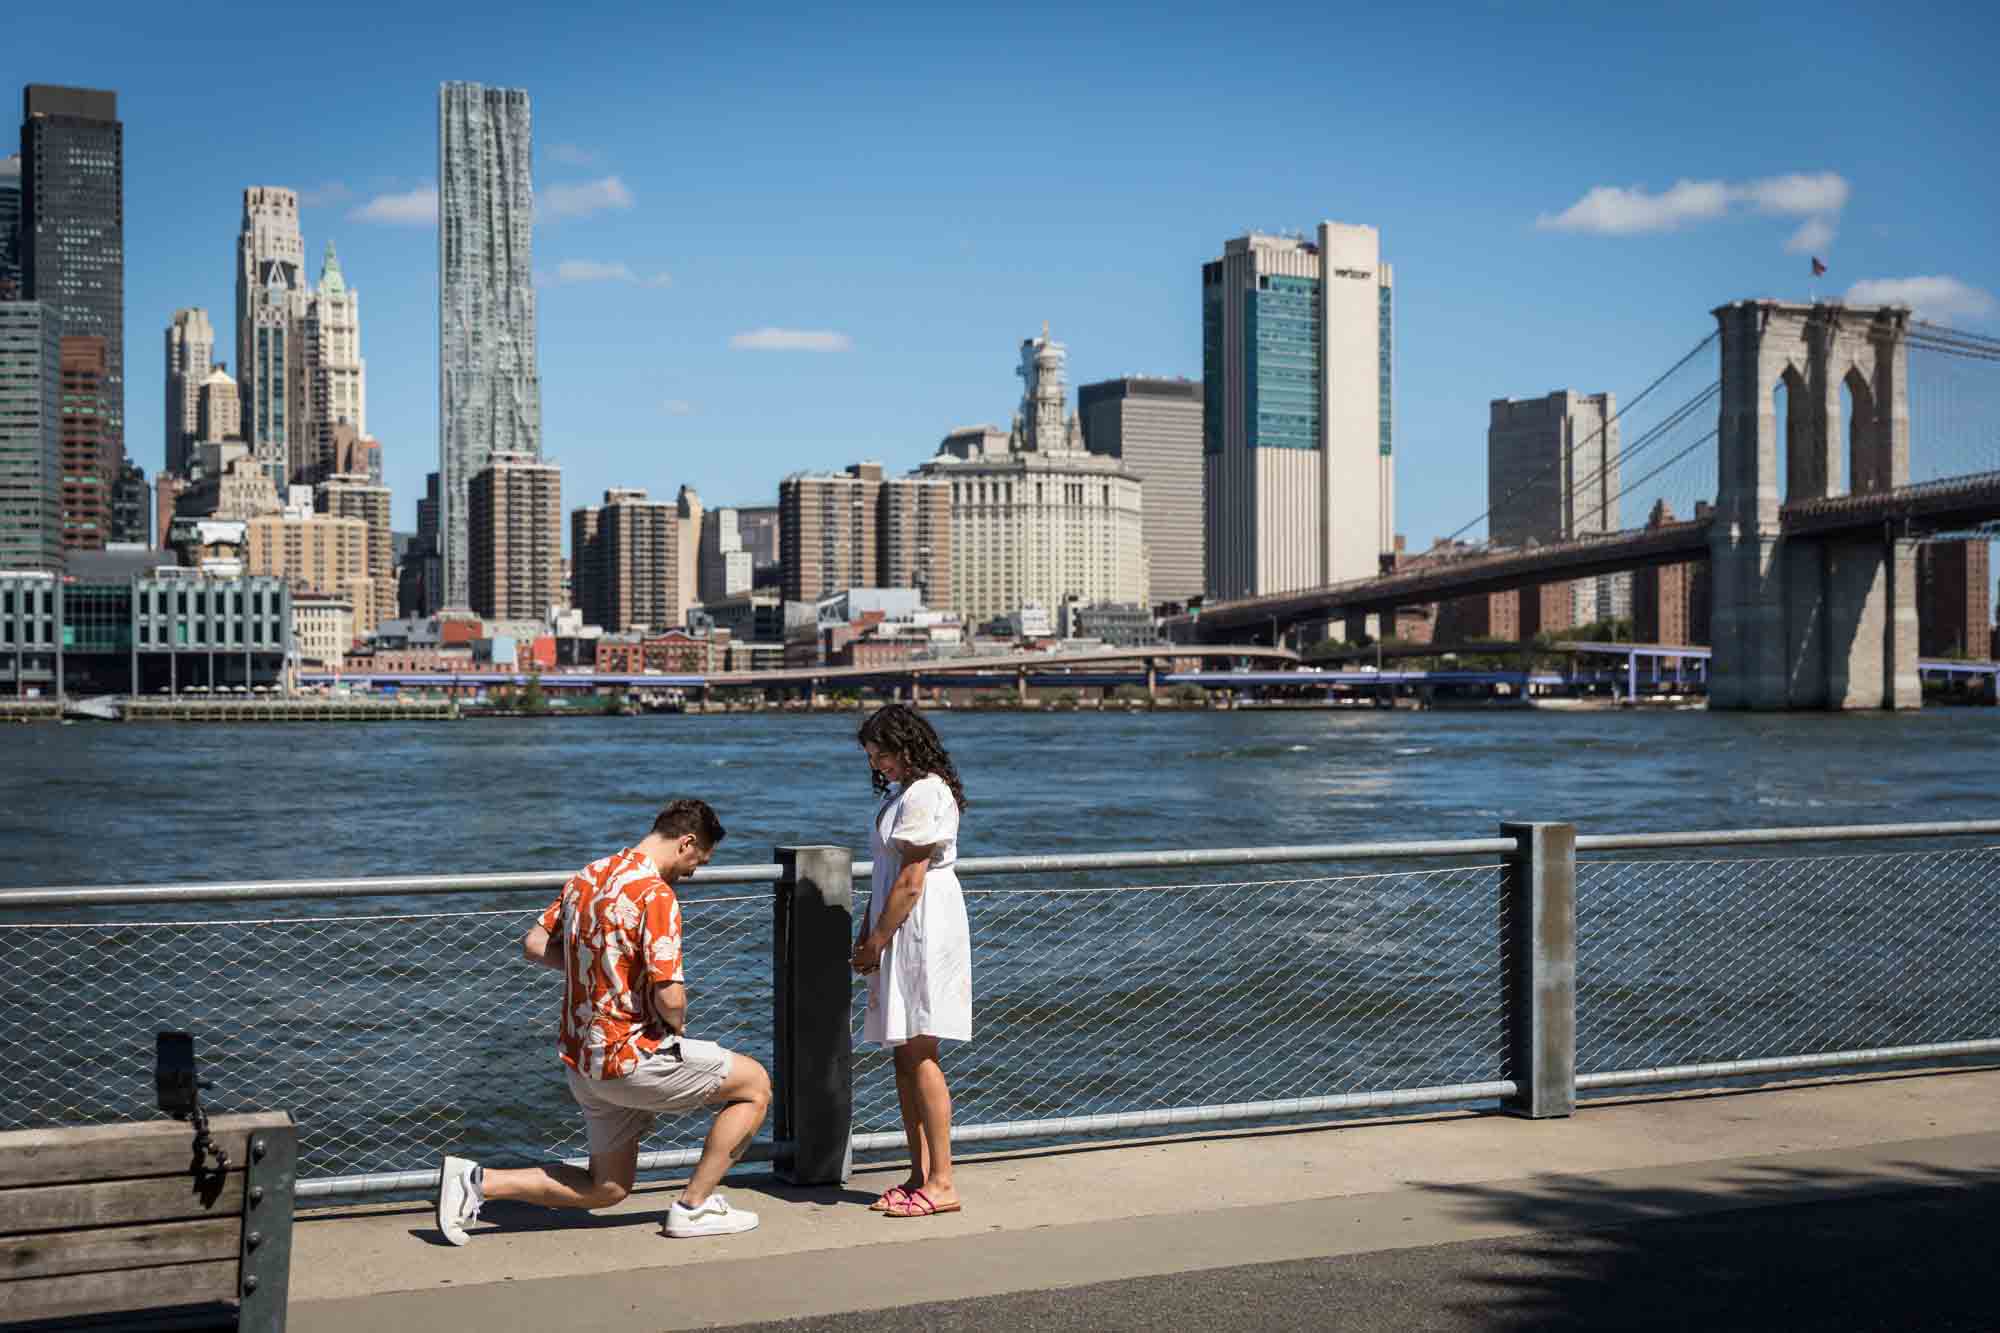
left=537, top=848, right=685, bottom=1079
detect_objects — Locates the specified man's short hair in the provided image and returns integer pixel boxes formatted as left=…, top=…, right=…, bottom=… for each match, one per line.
left=652, top=798, right=726, bottom=849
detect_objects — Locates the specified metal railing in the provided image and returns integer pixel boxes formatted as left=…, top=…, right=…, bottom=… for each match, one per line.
left=2, top=819, right=1996, bottom=1199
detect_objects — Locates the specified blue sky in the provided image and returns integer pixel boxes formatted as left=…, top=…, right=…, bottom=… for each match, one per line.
left=9, top=1, right=1998, bottom=553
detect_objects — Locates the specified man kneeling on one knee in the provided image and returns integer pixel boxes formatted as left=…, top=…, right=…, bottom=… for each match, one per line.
left=437, top=798, right=772, bottom=1242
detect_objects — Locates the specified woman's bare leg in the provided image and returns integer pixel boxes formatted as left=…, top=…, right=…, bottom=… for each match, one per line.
left=893, top=1037, right=955, bottom=1207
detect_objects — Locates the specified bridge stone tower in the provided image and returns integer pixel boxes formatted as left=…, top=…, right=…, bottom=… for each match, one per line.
left=1709, top=301, right=1920, bottom=710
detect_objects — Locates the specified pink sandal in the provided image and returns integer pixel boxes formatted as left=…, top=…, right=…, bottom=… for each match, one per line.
left=869, top=1184, right=914, bottom=1213
left=885, top=1187, right=962, bottom=1218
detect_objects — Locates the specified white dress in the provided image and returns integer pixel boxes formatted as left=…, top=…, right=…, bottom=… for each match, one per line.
left=863, top=774, right=973, bottom=1047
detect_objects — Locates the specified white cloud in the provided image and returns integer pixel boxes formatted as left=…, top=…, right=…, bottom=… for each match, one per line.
left=0, top=154, right=19, bottom=180
left=540, top=175, right=634, bottom=220
left=547, top=260, right=672, bottom=287
left=548, top=143, right=601, bottom=167
left=1783, top=216, right=1836, bottom=255
left=663, top=399, right=695, bottom=416
left=300, top=181, right=353, bottom=208
left=557, top=260, right=636, bottom=282
left=729, top=328, right=854, bottom=352
left=352, top=185, right=437, bottom=225
left=1738, top=172, right=1850, bottom=217
left=1536, top=180, right=1731, bottom=234
left=1844, top=276, right=1995, bottom=321
left=1537, top=171, right=1851, bottom=239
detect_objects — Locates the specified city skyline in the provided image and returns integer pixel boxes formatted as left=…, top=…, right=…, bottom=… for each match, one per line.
left=4, top=4, right=1997, bottom=571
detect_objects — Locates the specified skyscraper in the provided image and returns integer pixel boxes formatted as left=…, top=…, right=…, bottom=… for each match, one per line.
left=398, top=470, right=444, bottom=618
left=196, top=364, right=241, bottom=443
left=572, top=487, right=685, bottom=632
left=918, top=327, right=1142, bottom=627
left=235, top=187, right=307, bottom=489
left=59, top=335, right=110, bottom=550
left=305, top=241, right=365, bottom=482
left=1487, top=390, right=1627, bottom=625
left=1202, top=223, right=1394, bottom=600
left=0, top=302, right=64, bottom=570
left=21, top=87, right=125, bottom=529
left=1078, top=376, right=1204, bottom=606
left=439, top=82, right=540, bottom=612
left=780, top=463, right=883, bottom=605
left=467, top=451, right=560, bottom=621
left=317, top=471, right=394, bottom=631
left=164, top=307, right=214, bottom=477
left=0, top=153, right=20, bottom=298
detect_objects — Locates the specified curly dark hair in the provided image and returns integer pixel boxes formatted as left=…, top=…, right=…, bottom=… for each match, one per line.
left=858, top=704, right=970, bottom=811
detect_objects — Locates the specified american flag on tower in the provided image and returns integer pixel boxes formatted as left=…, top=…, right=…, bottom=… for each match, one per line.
left=1811, top=257, right=1828, bottom=277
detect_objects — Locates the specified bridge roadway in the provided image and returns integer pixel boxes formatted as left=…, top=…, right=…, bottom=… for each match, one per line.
left=284, top=1066, right=2000, bottom=1331
left=306, top=645, right=1299, bottom=693
left=1176, top=471, right=2000, bottom=639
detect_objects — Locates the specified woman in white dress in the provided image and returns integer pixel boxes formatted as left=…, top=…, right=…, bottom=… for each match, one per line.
left=851, top=704, right=972, bottom=1218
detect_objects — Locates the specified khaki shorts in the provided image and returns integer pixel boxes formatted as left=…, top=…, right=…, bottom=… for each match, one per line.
left=565, top=1038, right=734, bottom=1159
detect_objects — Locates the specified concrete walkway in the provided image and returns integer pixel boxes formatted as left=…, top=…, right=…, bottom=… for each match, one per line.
left=288, top=1067, right=2000, bottom=1331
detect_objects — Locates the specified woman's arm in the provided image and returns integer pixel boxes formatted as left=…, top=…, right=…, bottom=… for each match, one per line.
left=853, top=841, right=937, bottom=972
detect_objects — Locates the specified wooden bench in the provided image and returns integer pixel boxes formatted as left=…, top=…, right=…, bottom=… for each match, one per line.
left=0, top=1112, right=295, bottom=1330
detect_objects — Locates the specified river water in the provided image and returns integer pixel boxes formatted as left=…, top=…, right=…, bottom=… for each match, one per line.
left=3, top=707, right=1995, bottom=1187
left=7, top=706, right=1997, bottom=886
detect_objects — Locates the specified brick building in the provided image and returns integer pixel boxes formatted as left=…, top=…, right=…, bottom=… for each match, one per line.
left=468, top=451, right=561, bottom=621
left=779, top=463, right=952, bottom=610
left=1630, top=501, right=1712, bottom=646
left=1917, top=540, right=1992, bottom=660
left=59, top=335, right=111, bottom=550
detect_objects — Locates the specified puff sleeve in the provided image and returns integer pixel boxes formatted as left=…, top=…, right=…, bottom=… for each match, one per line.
left=890, top=775, right=958, bottom=850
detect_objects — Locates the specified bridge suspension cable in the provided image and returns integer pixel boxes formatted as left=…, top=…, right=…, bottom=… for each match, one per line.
left=1909, top=320, right=2000, bottom=357
left=1591, top=428, right=1720, bottom=533
left=1439, top=330, right=1720, bottom=547
left=1568, top=381, right=1721, bottom=534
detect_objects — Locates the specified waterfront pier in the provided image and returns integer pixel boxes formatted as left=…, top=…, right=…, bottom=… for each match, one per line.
left=282, top=1067, right=2000, bottom=1330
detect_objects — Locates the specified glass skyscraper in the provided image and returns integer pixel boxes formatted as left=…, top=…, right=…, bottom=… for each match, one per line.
left=438, top=82, right=540, bottom=612
left=0, top=154, right=21, bottom=298
left=0, top=302, right=66, bottom=571
left=20, top=86, right=130, bottom=540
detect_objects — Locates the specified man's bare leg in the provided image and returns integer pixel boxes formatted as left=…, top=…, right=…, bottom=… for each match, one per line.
left=682, top=1055, right=772, bottom=1207
left=482, top=1139, right=639, bottom=1211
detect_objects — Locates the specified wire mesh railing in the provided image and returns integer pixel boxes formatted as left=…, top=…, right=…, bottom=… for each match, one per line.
left=850, top=863, right=1511, bottom=1146
left=0, top=892, right=771, bottom=1196
left=1575, top=845, right=2000, bottom=1081
left=2, top=821, right=1996, bottom=1197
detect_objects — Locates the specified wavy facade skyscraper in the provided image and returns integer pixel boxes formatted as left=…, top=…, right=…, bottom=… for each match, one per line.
left=438, top=82, right=540, bottom=612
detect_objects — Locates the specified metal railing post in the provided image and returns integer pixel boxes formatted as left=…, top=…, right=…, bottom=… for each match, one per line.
left=772, top=845, right=855, bottom=1185
left=1501, top=821, right=1576, bottom=1118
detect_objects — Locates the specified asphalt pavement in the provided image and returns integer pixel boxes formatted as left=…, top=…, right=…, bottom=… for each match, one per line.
left=714, top=1181, right=2000, bottom=1332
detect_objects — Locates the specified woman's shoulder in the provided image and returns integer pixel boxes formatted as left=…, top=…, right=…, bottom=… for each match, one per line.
left=904, top=772, right=957, bottom=805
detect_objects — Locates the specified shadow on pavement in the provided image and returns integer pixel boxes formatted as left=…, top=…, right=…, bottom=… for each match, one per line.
left=709, top=1157, right=2000, bottom=1331
left=1420, top=1157, right=2000, bottom=1331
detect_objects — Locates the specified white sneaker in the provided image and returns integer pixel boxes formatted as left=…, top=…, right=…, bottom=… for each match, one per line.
left=436, top=1154, right=483, bottom=1246
left=666, top=1192, right=760, bottom=1238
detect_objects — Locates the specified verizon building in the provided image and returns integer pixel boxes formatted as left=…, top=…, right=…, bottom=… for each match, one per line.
left=1202, top=223, right=1393, bottom=600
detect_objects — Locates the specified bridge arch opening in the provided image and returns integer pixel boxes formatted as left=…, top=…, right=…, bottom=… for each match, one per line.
left=1774, top=366, right=1812, bottom=502
left=1845, top=364, right=1888, bottom=495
